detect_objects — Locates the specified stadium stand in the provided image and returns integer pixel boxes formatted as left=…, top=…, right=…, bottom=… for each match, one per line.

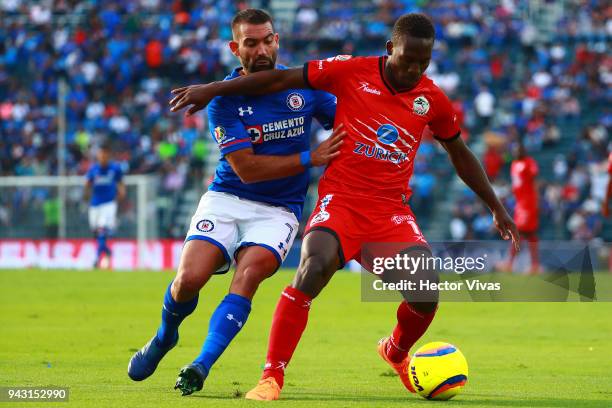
left=0, top=0, right=609, bottom=242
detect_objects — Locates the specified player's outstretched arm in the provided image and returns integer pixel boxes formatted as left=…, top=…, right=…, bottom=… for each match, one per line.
left=226, top=124, right=345, bottom=184
left=169, top=68, right=306, bottom=116
left=440, top=137, right=520, bottom=251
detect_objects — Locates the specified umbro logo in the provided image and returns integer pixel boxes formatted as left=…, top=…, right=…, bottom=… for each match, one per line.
left=238, top=106, right=253, bottom=116
left=357, top=82, right=381, bottom=95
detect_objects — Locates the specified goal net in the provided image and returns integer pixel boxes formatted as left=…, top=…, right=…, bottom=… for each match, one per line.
left=0, top=175, right=166, bottom=269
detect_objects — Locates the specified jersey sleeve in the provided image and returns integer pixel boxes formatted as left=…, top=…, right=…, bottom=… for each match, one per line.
left=303, top=55, right=354, bottom=95
left=429, top=92, right=461, bottom=142
left=207, top=96, right=252, bottom=156
left=312, top=90, right=336, bottom=130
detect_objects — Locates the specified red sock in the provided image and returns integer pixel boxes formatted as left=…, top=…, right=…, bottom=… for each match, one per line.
left=262, top=286, right=312, bottom=388
left=527, top=235, right=540, bottom=270
left=387, top=301, right=437, bottom=363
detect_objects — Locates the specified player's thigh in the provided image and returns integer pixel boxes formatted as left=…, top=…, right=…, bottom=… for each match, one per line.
left=292, top=229, right=342, bottom=298
left=173, top=239, right=227, bottom=301
left=230, top=246, right=280, bottom=299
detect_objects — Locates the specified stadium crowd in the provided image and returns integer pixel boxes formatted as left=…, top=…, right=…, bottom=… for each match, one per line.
left=0, top=0, right=609, bottom=241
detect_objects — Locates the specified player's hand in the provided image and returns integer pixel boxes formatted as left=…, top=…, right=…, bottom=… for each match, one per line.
left=169, top=83, right=218, bottom=116
left=310, top=124, right=346, bottom=167
left=492, top=208, right=520, bottom=252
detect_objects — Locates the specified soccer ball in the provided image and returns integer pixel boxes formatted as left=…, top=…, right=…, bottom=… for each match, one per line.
left=409, top=341, right=468, bottom=401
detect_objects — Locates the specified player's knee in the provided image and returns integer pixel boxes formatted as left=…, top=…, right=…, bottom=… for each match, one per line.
left=173, top=264, right=207, bottom=297
left=294, top=254, right=334, bottom=295
left=233, top=261, right=276, bottom=289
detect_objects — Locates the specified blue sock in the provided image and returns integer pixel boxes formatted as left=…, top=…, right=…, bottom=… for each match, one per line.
left=96, top=229, right=107, bottom=259
left=193, top=293, right=251, bottom=373
left=156, top=282, right=199, bottom=347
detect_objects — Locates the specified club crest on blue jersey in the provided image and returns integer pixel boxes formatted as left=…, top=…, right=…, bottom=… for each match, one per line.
left=214, top=126, right=226, bottom=143
left=376, top=124, right=399, bottom=145
left=196, top=219, right=215, bottom=232
left=286, top=93, right=305, bottom=111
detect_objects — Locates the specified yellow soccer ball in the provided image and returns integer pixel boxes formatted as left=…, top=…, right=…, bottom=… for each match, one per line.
left=409, top=342, right=468, bottom=401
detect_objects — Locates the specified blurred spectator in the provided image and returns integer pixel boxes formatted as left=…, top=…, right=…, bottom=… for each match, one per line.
left=0, top=1, right=608, bottom=242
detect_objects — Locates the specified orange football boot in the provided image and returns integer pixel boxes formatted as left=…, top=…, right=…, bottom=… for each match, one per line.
left=245, top=377, right=281, bottom=401
left=378, top=337, right=415, bottom=393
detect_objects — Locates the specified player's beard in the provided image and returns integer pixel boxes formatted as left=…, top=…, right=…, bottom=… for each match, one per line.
left=248, top=56, right=276, bottom=73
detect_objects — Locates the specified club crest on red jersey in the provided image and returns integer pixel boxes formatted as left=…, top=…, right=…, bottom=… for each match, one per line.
left=413, top=95, right=430, bottom=116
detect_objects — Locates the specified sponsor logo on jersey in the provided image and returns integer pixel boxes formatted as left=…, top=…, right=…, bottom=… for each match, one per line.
left=357, top=81, right=381, bottom=95
left=246, top=116, right=306, bottom=144
left=287, top=92, right=305, bottom=111
left=93, top=171, right=115, bottom=185
left=353, top=142, right=408, bottom=164
left=196, top=219, right=215, bottom=233
left=391, top=214, right=415, bottom=225
left=246, top=125, right=263, bottom=144
left=376, top=124, right=399, bottom=145
left=238, top=106, right=253, bottom=116
left=213, top=126, right=226, bottom=143
left=413, top=95, right=430, bottom=116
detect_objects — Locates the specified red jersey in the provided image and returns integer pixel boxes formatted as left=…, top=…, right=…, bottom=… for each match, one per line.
left=608, top=152, right=612, bottom=175
left=304, top=55, right=460, bottom=203
left=510, top=156, right=538, bottom=205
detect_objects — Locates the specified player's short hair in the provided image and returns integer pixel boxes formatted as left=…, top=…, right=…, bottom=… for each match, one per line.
left=99, top=140, right=112, bottom=151
left=391, top=13, right=435, bottom=43
left=231, top=9, right=274, bottom=32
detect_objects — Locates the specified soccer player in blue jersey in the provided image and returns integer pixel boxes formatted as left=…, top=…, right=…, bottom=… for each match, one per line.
left=84, top=142, right=125, bottom=268
left=128, top=9, right=343, bottom=395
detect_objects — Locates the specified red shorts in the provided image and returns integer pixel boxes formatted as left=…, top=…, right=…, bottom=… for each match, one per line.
left=514, top=204, right=539, bottom=233
left=304, top=190, right=428, bottom=266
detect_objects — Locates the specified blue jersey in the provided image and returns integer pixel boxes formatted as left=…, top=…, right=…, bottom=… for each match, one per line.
left=86, top=162, right=123, bottom=206
left=207, top=65, right=336, bottom=219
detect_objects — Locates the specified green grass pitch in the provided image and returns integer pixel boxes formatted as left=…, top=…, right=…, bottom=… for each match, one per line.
left=1, top=269, right=611, bottom=407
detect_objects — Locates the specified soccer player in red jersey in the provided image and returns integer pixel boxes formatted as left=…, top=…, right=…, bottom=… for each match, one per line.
left=502, top=143, right=540, bottom=274
left=170, top=13, right=519, bottom=400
